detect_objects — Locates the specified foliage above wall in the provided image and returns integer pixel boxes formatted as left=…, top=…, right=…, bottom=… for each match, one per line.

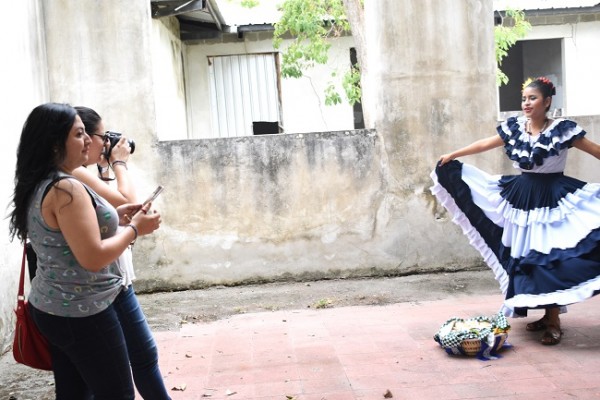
left=495, top=9, right=531, bottom=86
left=241, top=1, right=529, bottom=104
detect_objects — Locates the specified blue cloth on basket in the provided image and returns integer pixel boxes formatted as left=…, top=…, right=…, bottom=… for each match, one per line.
left=431, top=117, right=600, bottom=317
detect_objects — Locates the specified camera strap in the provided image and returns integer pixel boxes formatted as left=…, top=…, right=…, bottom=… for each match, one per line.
left=97, top=164, right=115, bottom=182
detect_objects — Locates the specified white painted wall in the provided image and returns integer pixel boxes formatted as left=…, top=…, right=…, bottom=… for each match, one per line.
left=184, top=13, right=600, bottom=138
left=563, top=21, right=600, bottom=116
left=185, top=33, right=355, bottom=139
left=524, top=21, right=600, bottom=116
left=151, top=17, right=188, bottom=140
left=0, top=0, right=48, bottom=353
left=280, top=36, right=356, bottom=134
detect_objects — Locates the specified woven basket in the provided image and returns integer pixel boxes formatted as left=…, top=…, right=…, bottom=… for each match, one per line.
left=461, top=333, right=507, bottom=356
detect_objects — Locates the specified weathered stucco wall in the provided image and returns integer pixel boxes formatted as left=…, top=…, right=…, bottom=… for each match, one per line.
left=41, top=0, right=169, bottom=200
left=361, top=0, right=501, bottom=278
left=132, top=130, right=398, bottom=291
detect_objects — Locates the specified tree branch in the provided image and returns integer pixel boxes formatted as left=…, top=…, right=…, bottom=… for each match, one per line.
left=341, top=0, right=366, bottom=73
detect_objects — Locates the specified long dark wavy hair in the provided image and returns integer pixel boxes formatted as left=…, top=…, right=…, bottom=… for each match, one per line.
left=8, top=103, right=77, bottom=242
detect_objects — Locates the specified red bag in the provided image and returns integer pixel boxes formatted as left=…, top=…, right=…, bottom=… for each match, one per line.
left=13, top=243, right=52, bottom=370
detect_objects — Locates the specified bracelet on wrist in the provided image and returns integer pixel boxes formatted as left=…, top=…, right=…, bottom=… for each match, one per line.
left=112, top=160, right=128, bottom=170
left=126, top=223, right=138, bottom=244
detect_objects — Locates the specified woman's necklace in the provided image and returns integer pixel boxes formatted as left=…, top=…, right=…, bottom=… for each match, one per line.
left=526, top=118, right=549, bottom=136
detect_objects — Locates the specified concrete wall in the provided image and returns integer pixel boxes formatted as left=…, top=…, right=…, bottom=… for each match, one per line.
left=125, top=1, right=501, bottom=292
left=41, top=0, right=172, bottom=201
left=134, top=129, right=396, bottom=291
left=0, top=0, right=48, bottom=353
left=0, top=0, right=167, bottom=353
left=564, top=115, right=600, bottom=183
left=360, top=0, right=503, bottom=286
left=127, top=109, right=600, bottom=293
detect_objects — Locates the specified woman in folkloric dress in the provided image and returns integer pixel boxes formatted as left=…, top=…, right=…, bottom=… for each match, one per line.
left=431, top=77, right=600, bottom=345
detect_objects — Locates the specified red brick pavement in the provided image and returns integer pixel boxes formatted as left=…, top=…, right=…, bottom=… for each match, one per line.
left=154, top=294, right=600, bottom=400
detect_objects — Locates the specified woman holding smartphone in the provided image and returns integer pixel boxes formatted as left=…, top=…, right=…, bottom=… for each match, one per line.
left=9, top=103, right=162, bottom=399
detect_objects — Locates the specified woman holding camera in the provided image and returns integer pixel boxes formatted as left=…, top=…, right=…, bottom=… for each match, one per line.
left=74, top=108, right=136, bottom=204
left=73, top=106, right=171, bottom=399
left=73, top=106, right=138, bottom=285
left=9, top=103, right=162, bottom=399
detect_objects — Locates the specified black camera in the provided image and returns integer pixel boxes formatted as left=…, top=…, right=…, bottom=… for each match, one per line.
left=104, top=131, right=135, bottom=159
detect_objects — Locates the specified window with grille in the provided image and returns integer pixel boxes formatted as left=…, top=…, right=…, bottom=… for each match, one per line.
left=208, top=53, right=283, bottom=137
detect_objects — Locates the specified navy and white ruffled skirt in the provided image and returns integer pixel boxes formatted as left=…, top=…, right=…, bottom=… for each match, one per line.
left=431, top=160, right=600, bottom=317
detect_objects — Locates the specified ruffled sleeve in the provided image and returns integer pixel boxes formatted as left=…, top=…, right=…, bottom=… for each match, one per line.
left=496, top=117, right=586, bottom=170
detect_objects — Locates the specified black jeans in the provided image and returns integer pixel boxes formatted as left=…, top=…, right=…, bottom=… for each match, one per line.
left=30, top=287, right=171, bottom=399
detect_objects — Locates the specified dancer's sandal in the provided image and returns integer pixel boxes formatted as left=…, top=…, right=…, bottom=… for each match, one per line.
left=526, top=317, right=548, bottom=332
left=541, top=325, right=562, bottom=345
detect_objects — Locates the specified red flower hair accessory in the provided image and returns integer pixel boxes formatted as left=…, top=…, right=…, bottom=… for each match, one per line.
left=535, top=76, right=556, bottom=96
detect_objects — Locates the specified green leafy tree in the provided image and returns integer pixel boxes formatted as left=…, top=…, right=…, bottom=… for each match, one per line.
left=236, top=0, right=365, bottom=106
left=495, top=9, right=531, bottom=86
left=272, top=0, right=360, bottom=105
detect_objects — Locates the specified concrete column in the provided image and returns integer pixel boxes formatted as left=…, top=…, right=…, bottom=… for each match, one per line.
left=362, top=1, right=498, bottom=266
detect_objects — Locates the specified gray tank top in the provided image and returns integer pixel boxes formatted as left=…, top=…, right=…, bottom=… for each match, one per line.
left=28, top=174, right=124, bottom=317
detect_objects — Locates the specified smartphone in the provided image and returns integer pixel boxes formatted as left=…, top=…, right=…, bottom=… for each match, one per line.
left=142, top=185, right=164, bottom=206
left=132, top=185, right=164, bottom=217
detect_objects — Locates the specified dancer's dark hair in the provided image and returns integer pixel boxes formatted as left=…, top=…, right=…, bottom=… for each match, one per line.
left=526, top=76, right=556, bottom=98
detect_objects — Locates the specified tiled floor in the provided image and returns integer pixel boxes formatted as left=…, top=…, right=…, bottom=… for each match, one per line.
left=155, top=294, right=600, bottom=400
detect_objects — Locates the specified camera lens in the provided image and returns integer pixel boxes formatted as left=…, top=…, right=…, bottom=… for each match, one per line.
left=104, top=131, right=135, bottom=158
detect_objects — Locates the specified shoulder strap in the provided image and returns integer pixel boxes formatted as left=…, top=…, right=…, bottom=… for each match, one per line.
left=18, top=243, right=27, bottom=299
left=41, top=175, right=70, bottom=202
left=42, top=175, right=97, bottom=208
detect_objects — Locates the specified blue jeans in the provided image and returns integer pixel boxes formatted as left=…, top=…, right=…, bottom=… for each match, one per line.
left=31, top=287, right=171, bottom=400
left=113, top=286, right=171, bottom=400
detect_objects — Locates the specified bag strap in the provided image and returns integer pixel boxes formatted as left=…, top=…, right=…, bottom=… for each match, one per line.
left=18, top=242, right=27, bottom=300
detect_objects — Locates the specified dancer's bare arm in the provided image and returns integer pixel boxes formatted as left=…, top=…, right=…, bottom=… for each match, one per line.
left=439, top=135, right=504, bottom=166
